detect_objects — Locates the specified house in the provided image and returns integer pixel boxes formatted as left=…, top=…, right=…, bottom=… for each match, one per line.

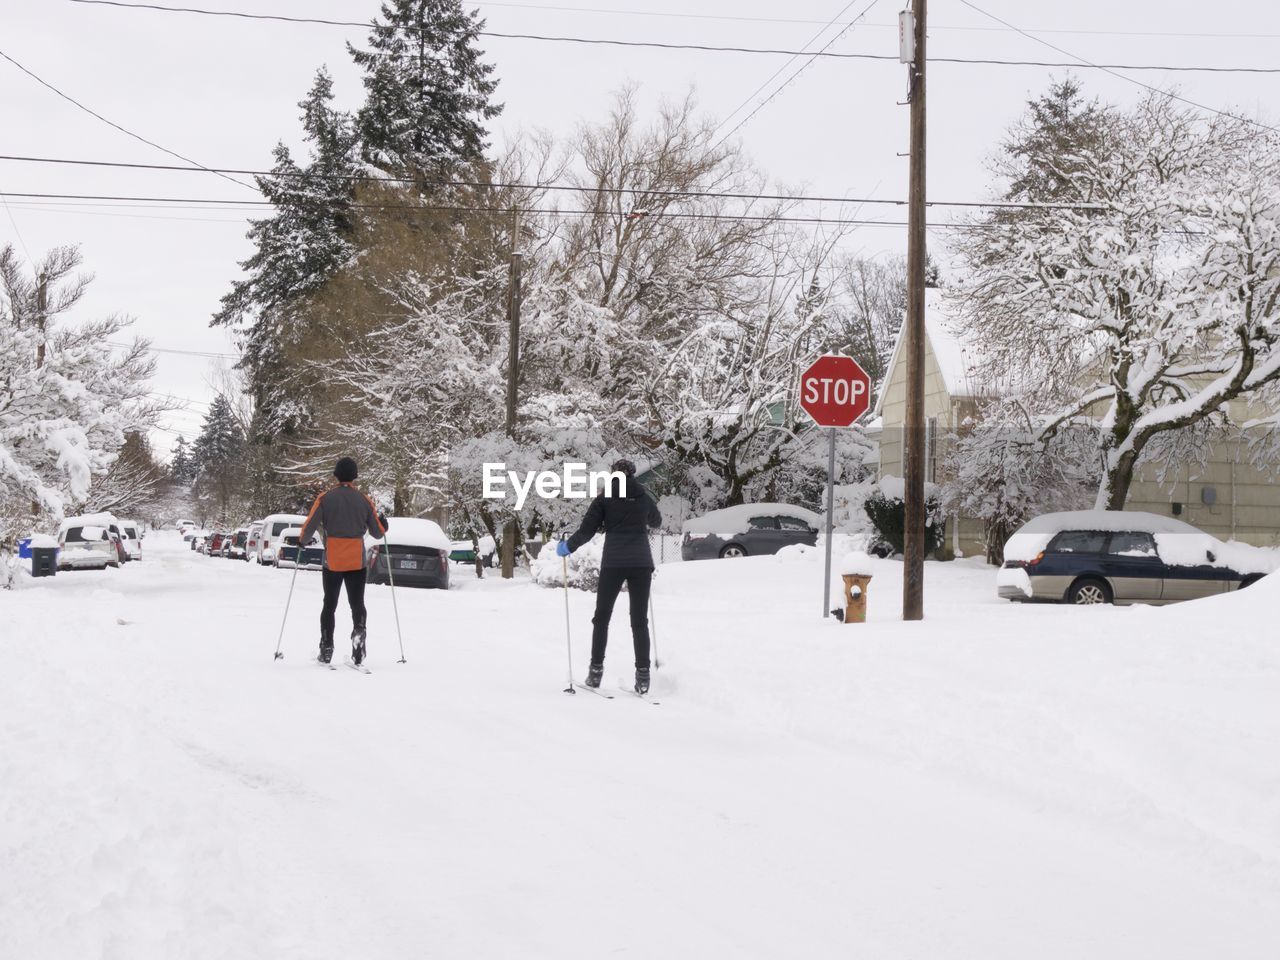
left=874, top=289, right=1280, bottom=557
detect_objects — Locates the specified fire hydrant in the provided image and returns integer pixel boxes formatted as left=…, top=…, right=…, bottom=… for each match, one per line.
left=841, top=574, right=872, bottom=623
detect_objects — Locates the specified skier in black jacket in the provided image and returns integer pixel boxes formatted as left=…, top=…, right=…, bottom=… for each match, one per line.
left=558, top=459, right=662, bottom=693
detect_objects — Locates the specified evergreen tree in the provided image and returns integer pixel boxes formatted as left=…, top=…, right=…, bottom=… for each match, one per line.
left=1001, top=77, right=1109, bottom=204
left=169, top=435, right=193, bottom=484
left=190, top=394, right=247, bottom=521
left=213, top=66, right=360, bottom=427
left=348, top=0, right=501, bottom=181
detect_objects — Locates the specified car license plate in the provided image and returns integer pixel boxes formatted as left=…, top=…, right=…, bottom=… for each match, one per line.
left=398, top=559, right=419, bottom=570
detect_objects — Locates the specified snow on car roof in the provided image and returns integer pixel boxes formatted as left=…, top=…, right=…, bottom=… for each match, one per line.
left=1003, top=510, right=1280, bottom=574
left=682, top=503, right=820, bottom=536
left=377, top=517, right=451, bottom=551
left=58, top=512, right=117, bottom=530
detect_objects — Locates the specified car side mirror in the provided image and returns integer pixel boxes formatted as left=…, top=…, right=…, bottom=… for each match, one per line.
left=1206, top=549, right=1216, bottom=563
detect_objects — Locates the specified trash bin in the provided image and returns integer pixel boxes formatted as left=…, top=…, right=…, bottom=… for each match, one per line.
left=31, top=547, right=57, bottom=578
left=17, top=538, right=32, bottom=559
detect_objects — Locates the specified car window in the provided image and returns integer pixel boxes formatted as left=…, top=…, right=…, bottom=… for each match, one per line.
left=747, top=517, right=779, bottom=530
left=1107, top=532, right=1157, bottom=557
left=1047, top=530, right=1107, bottom=554
left=777, top=516, right=814, bottom=532
left=272, top=522, right=291, bottom=537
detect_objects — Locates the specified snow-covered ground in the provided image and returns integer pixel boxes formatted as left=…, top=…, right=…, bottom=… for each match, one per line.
left=3, top=532, right=1278, bottom=959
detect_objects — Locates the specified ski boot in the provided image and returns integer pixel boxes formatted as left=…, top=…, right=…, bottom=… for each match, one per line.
left=318, top=630, right=334, bottom=665
left=635, top=667, right=651, bottom=696
left=584, top=662, right=604, bottom=688
left=351, top=623, right=367, bottom=667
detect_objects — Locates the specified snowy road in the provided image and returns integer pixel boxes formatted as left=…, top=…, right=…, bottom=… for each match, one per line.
left=3, top=533, right=1278, bottom=959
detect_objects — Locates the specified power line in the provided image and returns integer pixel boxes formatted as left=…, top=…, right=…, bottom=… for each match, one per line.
left=0, top=155, right=1106, bottom=210
left=0, top=47, right=255, bottom=192
left=60, top=2, right=1280, bottom=74
left=3, top=191, right=1010, bottom=230
left=957, top=0, right=1280, bottom=135
left=712, top=0, right=871, bottom=139
left=714, top=0, right=882, bottom=148
left=109, top=339, right=239, bottom=359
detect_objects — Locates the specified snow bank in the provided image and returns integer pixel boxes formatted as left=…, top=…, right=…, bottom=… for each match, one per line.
left=995, top=565, right=1033, bottom=598
left=375, top=517, right=450, bottom=552
left=683, top=503, right=820, bottom=536
left=1003, top=510, right=1279, bottom=574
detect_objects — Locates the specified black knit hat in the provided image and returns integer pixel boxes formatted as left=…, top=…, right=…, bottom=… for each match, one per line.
left=334, top=457, right=358, bottom=483
left=611, top=458, right=637, bottom=477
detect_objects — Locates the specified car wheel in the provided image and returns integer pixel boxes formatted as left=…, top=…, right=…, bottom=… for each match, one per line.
left=1068, top=577, right=1112, bottom=605
left=719, top=543, right=747, bottom=559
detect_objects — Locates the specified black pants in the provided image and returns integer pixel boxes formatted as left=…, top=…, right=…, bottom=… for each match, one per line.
left=321, top=567, right=367, bottom=640
left=591, top=567, right=652, bottom=668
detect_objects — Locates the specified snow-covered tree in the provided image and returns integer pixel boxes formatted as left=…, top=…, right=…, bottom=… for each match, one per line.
left=0, top=245, right=157, bottom=545
left=957, top=91, right=1280, bottom=509
left=941, top=404, right=1095, bottom=563
left=349, top=0, right=501, bottom=181
left=190, top=394, right=247, bottom=523
left=75, top=431, right=167, bottom=517
left=169, top=434, right=195, bottom=485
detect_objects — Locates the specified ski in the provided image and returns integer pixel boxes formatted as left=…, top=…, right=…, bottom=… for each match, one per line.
left=574, top=682, right=614, bottom=699
left=316, top=657, right=336, bottom=671
left=344, top=658, right=371, bottom=674
left=617, top=681, right=660, bottom=704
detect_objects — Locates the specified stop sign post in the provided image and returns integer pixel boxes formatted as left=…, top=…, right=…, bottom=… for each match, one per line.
left=800, top=355, right=872, bottom=619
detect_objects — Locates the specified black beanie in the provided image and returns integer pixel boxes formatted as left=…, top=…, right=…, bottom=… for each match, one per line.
left=611, top=458, right=637, bottom=477
left=334, top=457, right=358, bottom=483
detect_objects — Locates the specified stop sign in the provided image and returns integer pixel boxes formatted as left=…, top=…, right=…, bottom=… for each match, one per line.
left=799, top=355, right=871, bottom=427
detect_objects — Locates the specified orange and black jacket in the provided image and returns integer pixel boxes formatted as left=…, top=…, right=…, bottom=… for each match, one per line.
left=299, top=483, right=388, bottom=572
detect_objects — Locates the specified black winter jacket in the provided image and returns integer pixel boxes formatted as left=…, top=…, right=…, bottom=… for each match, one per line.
left=566, top=475, right=662, bottom=569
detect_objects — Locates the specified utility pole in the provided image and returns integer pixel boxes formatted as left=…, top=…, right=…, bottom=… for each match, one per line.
left=35, top=271, right=47, bottom=369
left=902, top=0, right=927, bottom=620
left=500, top=224, right=523, bottom=579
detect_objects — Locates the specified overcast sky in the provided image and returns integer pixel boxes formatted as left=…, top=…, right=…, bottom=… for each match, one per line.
left=4, top=0, right=1279, bottom=452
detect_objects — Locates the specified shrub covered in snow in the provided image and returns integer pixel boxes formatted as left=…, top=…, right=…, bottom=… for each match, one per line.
left=529, top=535, right=604, bottom=591
left=863, top=476, right=943, bottom=556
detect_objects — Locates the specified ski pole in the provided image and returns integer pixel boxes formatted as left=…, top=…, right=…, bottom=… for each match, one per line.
left=383, top=534, right=406, bottom=664
left=650, top=587, right=660, bottom=670
left=561, top=536, right=575, bottom=695
left=273, top=554, right=301, bottom=661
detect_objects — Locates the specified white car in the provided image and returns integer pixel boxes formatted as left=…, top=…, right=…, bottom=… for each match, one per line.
left=117, top=518, right=143, bottom=561
left=257, top=513, right=309, bottom=565
left=57, top=515, right=118, bottom=570
left=245, top=521, right=266, bottom=562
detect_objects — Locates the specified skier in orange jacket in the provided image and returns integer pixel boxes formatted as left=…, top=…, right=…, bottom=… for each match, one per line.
left=300, top=457, right=387, bottom=665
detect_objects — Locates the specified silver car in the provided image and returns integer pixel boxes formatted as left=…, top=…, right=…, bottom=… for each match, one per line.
left=681, top=505, right=821, bottom=560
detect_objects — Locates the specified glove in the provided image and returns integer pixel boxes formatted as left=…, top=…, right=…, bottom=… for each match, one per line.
left=377, top=513, right=389, bottom=532
left=555, top=539, right=571, bottom=558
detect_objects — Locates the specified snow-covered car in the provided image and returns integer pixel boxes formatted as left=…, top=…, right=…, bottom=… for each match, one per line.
left=245, top=521, right=266, bottom=562
left=117, top=519, right=143, bottom=561
left=56, top=516, right=117, bottom=571
left=368, top=517, right=449, bottom=589
left=258, top=513, right=309, bottom=565
left=997, top=511, right=1278, bottom=605
left=448, top=535, right=496, bottom=567
left=681, top=504, right=821, bottom=560
left=189, top=530, right=209, bottom=551
left=226, top=527, right=249, bottom=560
left=276, top=528, right=324, bottom=570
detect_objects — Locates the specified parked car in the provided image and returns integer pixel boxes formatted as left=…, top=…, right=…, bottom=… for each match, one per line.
left=681, top=504, right=821, bottom=560
left=368, top=517, right=449, bottom=589
left=276, top=528, right=325, bottom=570
left=245, top=521, right=266, bottom=562
left=258, top=513, right=309, bottom=565
left=56, top=516, right=117, bottom=570
left=449, top=535, right=496, bottom=567
left=189, top=530, right=209, bottom=552
left=116, top=519, right=143, bottom=561
left=206, top=531, right=230, bottom=556
left=997, top=511, right=1277, bottom=605
left=226, top=527, right=249, bottom=560
left=107, top=530, right=128, bottom=566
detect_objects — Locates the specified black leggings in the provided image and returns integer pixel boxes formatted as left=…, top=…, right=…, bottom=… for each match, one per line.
left=321, top=567, right=367, bottom=639
left=591, top=566, right=652, bottom=668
